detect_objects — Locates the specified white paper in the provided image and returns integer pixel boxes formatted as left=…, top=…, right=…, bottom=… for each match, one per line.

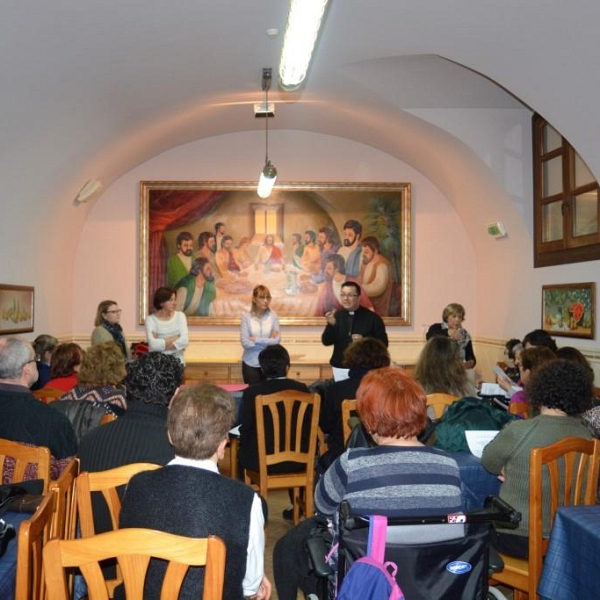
left=465, top=430, right=499, bottom=458
left=480, top=383, right=509, bottom=397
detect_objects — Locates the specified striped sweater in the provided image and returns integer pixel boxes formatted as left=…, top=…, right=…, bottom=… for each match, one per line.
left=315, top=444, right=463, bottom=518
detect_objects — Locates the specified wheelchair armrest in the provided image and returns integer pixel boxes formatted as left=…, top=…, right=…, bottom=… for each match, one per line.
left=306, top=536, right=333, bottom=577
left=484, top=495, right=521, bottom=528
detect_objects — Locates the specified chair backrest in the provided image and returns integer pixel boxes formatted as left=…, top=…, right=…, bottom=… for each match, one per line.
left=49, top=457, right=80, bottom=540
left=508, top=399, right=529, bottom=419
left=100, top=412, right=117, bottom=426
left=254, top=389, right=320, bottom=474
left=0, top=438, right=51, bottom=493
left=32, top=388, right=64, bottom=404
left=426, top=393, right=459, bottom=420
left=76, top=463, right=161, bottom=537
left=527, top=436, right=600, bottom=596
left=341, top=399, right=358, bottom=444
left=43, top=528, right=226, bottom=600
left=15, top=488, right=58, bottom=600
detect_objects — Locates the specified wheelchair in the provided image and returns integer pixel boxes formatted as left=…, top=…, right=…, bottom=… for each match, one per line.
left=306, top=496, right=520, bottom=600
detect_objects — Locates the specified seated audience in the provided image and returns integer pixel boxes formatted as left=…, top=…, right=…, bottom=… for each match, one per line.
left=44, top=342, right=85, bottom=392
left=522, top=328, right=558, bottom=353
left=0, top=337, right=77, bottom=478
left=555, top=346, right=600, bottom=436
left=507, top=346, right=555, bottom=417
left=78, top=352, right=184, bottom=538
left=481, top=359, right=592, bottom=559
left=500, top=338, right=522, bottom=383
left=58, top=341, right=127, bottom=413
left=414, top=335, right=477, bottom=397
left=78, top=351, right=182, bottom=470
left=273, top=367, right=463, bottom=600
left=119, top=384, right=271, bottom=600
left=319, top=337, right=390, bottom=464
left=426, top=302, right=476, bottom=368
left=30, top=334, right=58, bottom=390
left=239, top=344, right=309, bottom=475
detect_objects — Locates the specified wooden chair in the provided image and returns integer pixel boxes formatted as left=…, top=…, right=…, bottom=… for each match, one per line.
left=76, top=463, right=161, bottom=537
left=426, top=393, right=459, bottom=420
left=76, top=463, right=161, bottom=596
left=99, top=412, right=117, bottom=426
left=49, top=457, right=80, bottom=540
left=490, top=436, right=600, bottom=599
left=0, top=438, right=51, bottom=493
left=43, top=528, right=226, bottom=600
left=15, top=488, right=58, bottom=600
left=341, top=399, right=358, bottom=445
left=243, top=390, right=320, bottom=525
left=32, top=388, right=64, bottom=403
left=509, top=399, right=530, bottom=419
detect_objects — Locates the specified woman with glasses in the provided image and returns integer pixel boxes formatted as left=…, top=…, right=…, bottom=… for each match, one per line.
left=91, top=299, right=130, bottom=360
left=240, top=285, right=280, bottom=384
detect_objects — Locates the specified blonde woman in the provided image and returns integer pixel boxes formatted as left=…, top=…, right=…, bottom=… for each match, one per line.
left=240, top=285, right=280, bottom=384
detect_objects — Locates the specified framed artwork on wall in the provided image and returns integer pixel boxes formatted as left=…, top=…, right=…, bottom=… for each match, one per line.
left=542, top=282, right=595, bottom=339
left=0, top=284, right=34, bottom=334
left=139, top=181, right=411, bottom=326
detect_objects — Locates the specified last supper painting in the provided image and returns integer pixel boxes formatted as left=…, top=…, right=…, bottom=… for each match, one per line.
left=140, top=181, right=411, bottom=326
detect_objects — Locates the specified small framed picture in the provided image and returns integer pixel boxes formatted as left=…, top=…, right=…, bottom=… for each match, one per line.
left=0, top=284, right=34, bottom=334
left=542, top=282, right=595, bottom=339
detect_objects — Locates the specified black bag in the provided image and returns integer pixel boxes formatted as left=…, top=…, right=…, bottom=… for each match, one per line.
left=0, top=479, right=45, bottom=518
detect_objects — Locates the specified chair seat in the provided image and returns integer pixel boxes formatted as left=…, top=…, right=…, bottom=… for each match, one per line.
left=490, top=553, right=529, bottom=592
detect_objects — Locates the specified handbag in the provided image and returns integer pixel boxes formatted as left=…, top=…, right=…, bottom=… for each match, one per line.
left=0, top=479, right=45, bottom=518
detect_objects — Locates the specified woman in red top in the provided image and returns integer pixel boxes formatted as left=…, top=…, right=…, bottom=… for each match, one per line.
left=43, top=342, right=85, bottom=392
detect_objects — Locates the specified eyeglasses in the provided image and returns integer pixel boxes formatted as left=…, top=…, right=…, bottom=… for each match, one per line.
left=340, top=293, right=359, bottom=299
left=23, top=359, right=37, bottom=368
left=256, top=296, right=271, bottom=300
left=105, top=309, right=123, bottom=314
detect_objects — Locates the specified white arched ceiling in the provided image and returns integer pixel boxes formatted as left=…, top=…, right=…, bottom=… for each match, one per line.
left=1, top=0, right=599, bottom=337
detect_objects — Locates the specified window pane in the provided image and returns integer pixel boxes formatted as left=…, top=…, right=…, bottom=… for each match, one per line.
left=572, top=190, right=598, bottom=237
left=573, top=152, right=595, bottom=188
left=542, top=156, right=563, bottom=197
left=542, top=201, right=563, bottom=242
left=542, top=123, right=561, bottom=153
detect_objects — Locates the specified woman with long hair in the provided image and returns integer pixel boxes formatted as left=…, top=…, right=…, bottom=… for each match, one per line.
left=240, top=284, right=280, bottom=384
left=414, top=335, right=476, bottom=397
left=91, top=299, right=130, bottom=360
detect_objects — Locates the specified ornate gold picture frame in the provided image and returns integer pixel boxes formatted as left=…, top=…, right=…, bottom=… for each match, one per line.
left=140, top=181, right=411, bottom=326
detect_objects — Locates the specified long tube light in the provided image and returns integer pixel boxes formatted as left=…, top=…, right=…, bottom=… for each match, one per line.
left=278, top=0, right=329, bottom=91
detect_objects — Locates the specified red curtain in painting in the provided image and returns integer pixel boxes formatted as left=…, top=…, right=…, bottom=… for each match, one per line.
left=148, top=189, right=225, bottom=298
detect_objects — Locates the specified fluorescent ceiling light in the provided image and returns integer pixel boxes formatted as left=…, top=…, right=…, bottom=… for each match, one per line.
left=279, top=0, right=329, bottom=91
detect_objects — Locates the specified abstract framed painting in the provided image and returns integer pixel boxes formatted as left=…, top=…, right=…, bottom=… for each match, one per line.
left=139, top=181, right=411, bottom=326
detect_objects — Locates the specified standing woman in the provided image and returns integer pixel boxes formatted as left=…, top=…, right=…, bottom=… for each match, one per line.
left=426, top=302, right=476, bottom=369
left=240, top=285, right=280, bottom=384
left=145, top=287, right=189, bottom=364
left=91, top=300, right=130, bottom=361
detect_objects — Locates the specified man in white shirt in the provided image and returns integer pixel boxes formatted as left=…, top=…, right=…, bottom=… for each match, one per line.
left=120, top=383, right=271, bottom=600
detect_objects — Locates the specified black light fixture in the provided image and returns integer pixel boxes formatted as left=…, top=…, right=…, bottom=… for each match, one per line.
left=257, top=67, right=277, bottom=199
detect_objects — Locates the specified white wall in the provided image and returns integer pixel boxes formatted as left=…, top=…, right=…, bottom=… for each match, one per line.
left=71, top=130, right=475, bottom=361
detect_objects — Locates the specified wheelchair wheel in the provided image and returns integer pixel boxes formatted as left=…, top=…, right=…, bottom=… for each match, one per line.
left=487, top=586, right=510, bottom=600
